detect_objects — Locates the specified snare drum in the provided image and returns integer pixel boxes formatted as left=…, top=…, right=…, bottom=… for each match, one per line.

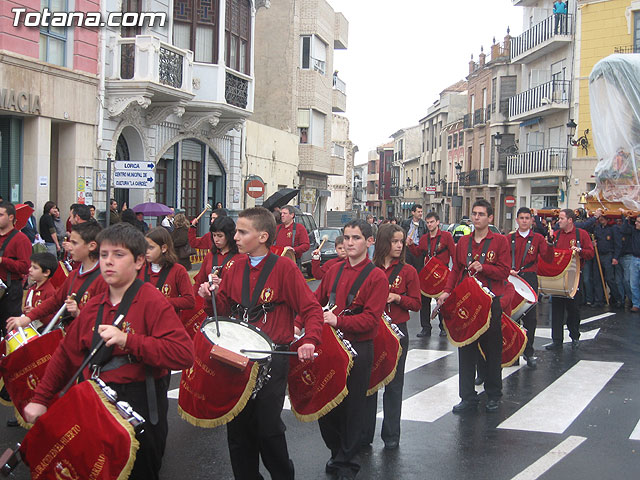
left=270, top=245, right=297, bottom=263
left=508, top=275, right=538, bottom=321
left=5, top=325, right=39, bottom=355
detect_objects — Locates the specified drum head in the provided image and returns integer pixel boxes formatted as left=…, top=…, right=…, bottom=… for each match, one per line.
left=201, top=317, right=273, bottom=361
left=508, top=275, right=537, bottom=303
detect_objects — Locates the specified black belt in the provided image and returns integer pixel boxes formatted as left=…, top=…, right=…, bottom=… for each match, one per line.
left=99, top=354, right=137, bottom=373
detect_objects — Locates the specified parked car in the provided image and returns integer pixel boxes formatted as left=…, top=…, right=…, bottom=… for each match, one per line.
left=316, top=227, right=343, bottom=266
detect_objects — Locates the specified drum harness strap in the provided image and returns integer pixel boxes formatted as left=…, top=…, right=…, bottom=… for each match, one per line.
left=236, top=253, right=279, bottom=325
left=328, top=261, right=376, bottom=316
left=59, top=268, right=102, bottom=324
left=466, top=236, right=495, bottom=292
left=511, top=232, right=535, bottom=272
left=426, top=233, right=447, bottom=259
left=386, top=262, right=404, bottom=314
left=143, top=263, right=173, bottom=290
left=0, top=229, right=19, bottom=289
left=211, top=252, right=235, bottom=274
left=84, top=279, right=162, bottom=425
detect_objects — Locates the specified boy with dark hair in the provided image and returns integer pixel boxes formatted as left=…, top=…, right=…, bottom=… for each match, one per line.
left=438, top=199, right=510, bottom=414
left=23, top=223, right=194, bottom=479
left=314, top=217, right=388, bottom=479
left=311, top=235, right=346, bottom=279
left=23, top=252, right=59, bottom=329
left=7, top=220, right=107, bottom=331
left=0, top=202, right=32, bottom=336
left=199, top=206, right=323, bottom=480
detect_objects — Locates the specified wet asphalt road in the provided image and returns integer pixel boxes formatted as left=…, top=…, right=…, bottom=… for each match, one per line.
left=3, top=280, right=640, bottom=479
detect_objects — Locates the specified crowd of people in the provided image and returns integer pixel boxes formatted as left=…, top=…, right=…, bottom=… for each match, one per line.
left=0, top=197, right=639, bottom=480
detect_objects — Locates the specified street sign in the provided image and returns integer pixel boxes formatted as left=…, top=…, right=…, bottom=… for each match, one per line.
left=246, top=179, right=265, bottom=198
left=114, top=161, right=155, bottom=171
left=114, top=170, right=155, bottom=188
left=425, top=186, right=436, bottom=194
left=505, top=195, right=516, bottom=207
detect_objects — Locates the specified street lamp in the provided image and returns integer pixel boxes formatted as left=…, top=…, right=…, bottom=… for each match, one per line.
left=406, top=176, right=411, bottom=190
left=567, top=118, right=590, bottom=154
left=430, top=169, right=436, bottom=185
left=493, top=131, right=518, bottom=154
left=566, top=118, right=577, bottom=143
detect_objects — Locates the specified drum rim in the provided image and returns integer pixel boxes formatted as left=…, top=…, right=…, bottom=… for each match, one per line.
left=200, top=316, right=274, bottom=361
left=508, top=274, right=538, bottom=302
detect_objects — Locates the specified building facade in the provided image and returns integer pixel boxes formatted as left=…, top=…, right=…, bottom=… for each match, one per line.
left=377, top=142, right=394, bottom=220
left=327, top=114, right=356, bottom=212
left=252, top=0, right=349, bottom=226
left=1, top=0, right=100, bottom=216
left=443, top=118, right=465, bottom=223
left=366, top=149, right=382, bottom=218
left=390, top=125, right=421, bottom=219
left=352, top=162, right=367, bottom=214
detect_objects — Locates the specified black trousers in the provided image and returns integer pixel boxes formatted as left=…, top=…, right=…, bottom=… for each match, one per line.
left=419, top=295, right=444, bottom=330
left=551, top=291, right=582, bottom=343
left=227, top=354, right=294, bottom=480
left=0, top=281, right=23, bottom=336
left=319, top=340, right=373, bottom=477
left=459, top=298, right=502, bottom=402
left=108, top=374, right=170, bottom=480
left=519, top=271, right=539, bottom=357
left=362, top=322, right=408, bottom=445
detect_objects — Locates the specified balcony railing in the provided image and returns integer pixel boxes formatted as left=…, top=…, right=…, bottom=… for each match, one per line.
left=506, top=148, right=567, bottom=176
left=509, top=79, right=571, bottom=118
left=463, top=113, right=472, bottom=130
left=117, top=36, right=192, bottom=91
left=390, top=186, right=401, bottom=197
left=225, top=71, right=249, bottom=109
left=614, top=45, right=640, bottom=54
left=459, top=169, right=490, bottom=186
left=312, top=57, right=326, bottom=75
left=482, top=168, right=489, bottom=184
left=333, top=74, right=346, bottom=94
left=511, top=14, right=573, bottom=60
left=473, top=107, right=491, bottom=126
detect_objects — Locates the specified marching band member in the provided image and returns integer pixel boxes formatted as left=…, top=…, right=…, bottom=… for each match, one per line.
left=274, top=205, right=310, bottom=264
left=407, top=211, right=455, bottom=336
left=22, top=252, right=59, bottom=330
left=544, top=209, right=594, bottom=350
left=311, top=235, right=346, bottom=280
left=199, top=207, right=323, bottom=480
left=507, top=207, right=554, bottom=367
left=189, top=208, right=228, bottom=250
left=7, top=220, right=107, bottom=332
left=140, top=227, right=195, bottom=314
left=363, top=224, right=421, bottom=450
left=193, top=215, right=239, bottom=288
left=314, top=219, right=388, bottom=479
left=23, top=223, right=194, bottom=480
left=438, top=200, right=510, bottom=414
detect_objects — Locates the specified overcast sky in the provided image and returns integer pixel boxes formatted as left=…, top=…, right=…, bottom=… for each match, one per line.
left=327, top=0, right=524, bottom=164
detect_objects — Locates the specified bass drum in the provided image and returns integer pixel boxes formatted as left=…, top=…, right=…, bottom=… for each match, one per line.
left=538, top=251, right=580, bottom=298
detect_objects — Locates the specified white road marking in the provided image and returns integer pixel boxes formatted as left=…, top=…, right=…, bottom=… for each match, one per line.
left=404, top=349, right=452, bottom=374
left=629, top=418, right=640, bottom=441
left=498, top=360, right=623, bottom=434
left=393, top=364, right=524, bottom=423
left=535, top=328, right=600, bottom=342
left=168, top=388, right=179, bottom=399
left=510, top=436, right=587, bottom=480
left=581, top=312, right=615, bottom=325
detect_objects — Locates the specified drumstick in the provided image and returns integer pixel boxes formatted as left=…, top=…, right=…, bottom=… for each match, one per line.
left=42, top=293, right=76, bottom=335
left=240, top=349, right=319, bottom=357
left=60, top=314, right=126, bottom=397
left=317, top=235, right=329, bottom=251
left=17, top=326, right=27, bottom=343
left=209, top=270, right=223, bottom=337
left=430, top=303, right=442, bottom=320
left=194, top=204, right=212, bottom=223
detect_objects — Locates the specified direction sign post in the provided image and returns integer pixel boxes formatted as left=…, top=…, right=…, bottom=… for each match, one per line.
left=114, top=161, right=155, bottom=189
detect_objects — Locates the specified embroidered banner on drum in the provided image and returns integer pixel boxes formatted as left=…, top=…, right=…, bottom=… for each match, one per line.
left=180, top=285, right=207, bottom=339
left=0, top=329, right=63, bottom=426
left=479, top=313, right=527, bottom=368
left=441, top=277, right=493, bottom=347
left=367, top=316, right=402, bottom=396
left=178, top=331, right=258, bottom=428
left=537, top=248, right=573, bottom=278
left=20, top=380, right=139, bottom=480
left=287, top=324, right=353, bottom=422
left=419, top=256, right=450, bottom=298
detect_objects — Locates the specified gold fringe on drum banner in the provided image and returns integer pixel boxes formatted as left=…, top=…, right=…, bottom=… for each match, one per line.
left=366, top=346, right=401, bottom=397
left=91, top=381, right=140, bottom=480
left=288, top=325, right=354, bottom=423
left=13, top=407, right=32, bottom=430
left=366, top=319, right=403, bottom=396
left=178, top=362, right=259, bottom=429
left=441, top=277, right=494, bottom=348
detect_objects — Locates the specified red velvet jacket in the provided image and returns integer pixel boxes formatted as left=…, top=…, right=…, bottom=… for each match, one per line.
left=379, top=260, right=421, bottom=324
left=26, top=262, right=108, bottom=323
left=193, top=251, right=237, bottom=287
left=408, top=229, right=456, bottom=266
left=505, top=230, right=554, bottom=274
left=314, top=257, right=388, bottom=342
left=275, top=222, right=310, bottom=259
left=31, top=283, right=194, bottom=407
left=138, top=262, right=195, bottom=313
left=311, top=256, right=345, bottom=280
left=188, top=226, right=213, bottom=250
left=0, top=228, right=31, bottom=284
left=552, top=226, right=595, bottom=269
left=24, top=280, right=57, bottom=326
left=210, top=253, right=323, bottom=346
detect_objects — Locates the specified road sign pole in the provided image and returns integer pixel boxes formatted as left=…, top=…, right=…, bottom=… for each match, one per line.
left=105, top=152, right=112, bottom=228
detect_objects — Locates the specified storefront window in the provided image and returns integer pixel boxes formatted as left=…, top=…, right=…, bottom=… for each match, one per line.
left=0, top=117, right=23, bottom=202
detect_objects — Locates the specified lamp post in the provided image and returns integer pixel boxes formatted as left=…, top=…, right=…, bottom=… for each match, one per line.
left=454, top=161, right=463, bottom=220
left=565, top=118, right=578, bottom=209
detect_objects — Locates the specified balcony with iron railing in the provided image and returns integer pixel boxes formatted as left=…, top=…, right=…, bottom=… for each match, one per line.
left=614, top=45, right=640, bottom=54
left=332, top=73, right=347, bottom=112
left=506, top=147, right=567, bottom=178
left=463, top=113, right=473, bottom=130
left=458, top=169, right=489, bottom=187
left=509, top=79, right=571, bottom=121
left=473, top=107, right=491, bottom=127
left=109, top=35, right=194, bottom=102
left=511, top=14, right=573, bottom=63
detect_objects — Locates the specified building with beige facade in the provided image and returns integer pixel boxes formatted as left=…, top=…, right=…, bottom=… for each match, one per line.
left=327, top=114, right=356, bottom=212
left=252, top=0, right=349, bottom=226
left=366, top=148, right=382, bottom=218
left=390, top=125, right=421, bottom=220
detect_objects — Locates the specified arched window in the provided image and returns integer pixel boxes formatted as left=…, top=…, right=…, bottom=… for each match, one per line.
left=173, top=0, right=220, bottom=63
left=225, top=0, right=251, bottom=74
